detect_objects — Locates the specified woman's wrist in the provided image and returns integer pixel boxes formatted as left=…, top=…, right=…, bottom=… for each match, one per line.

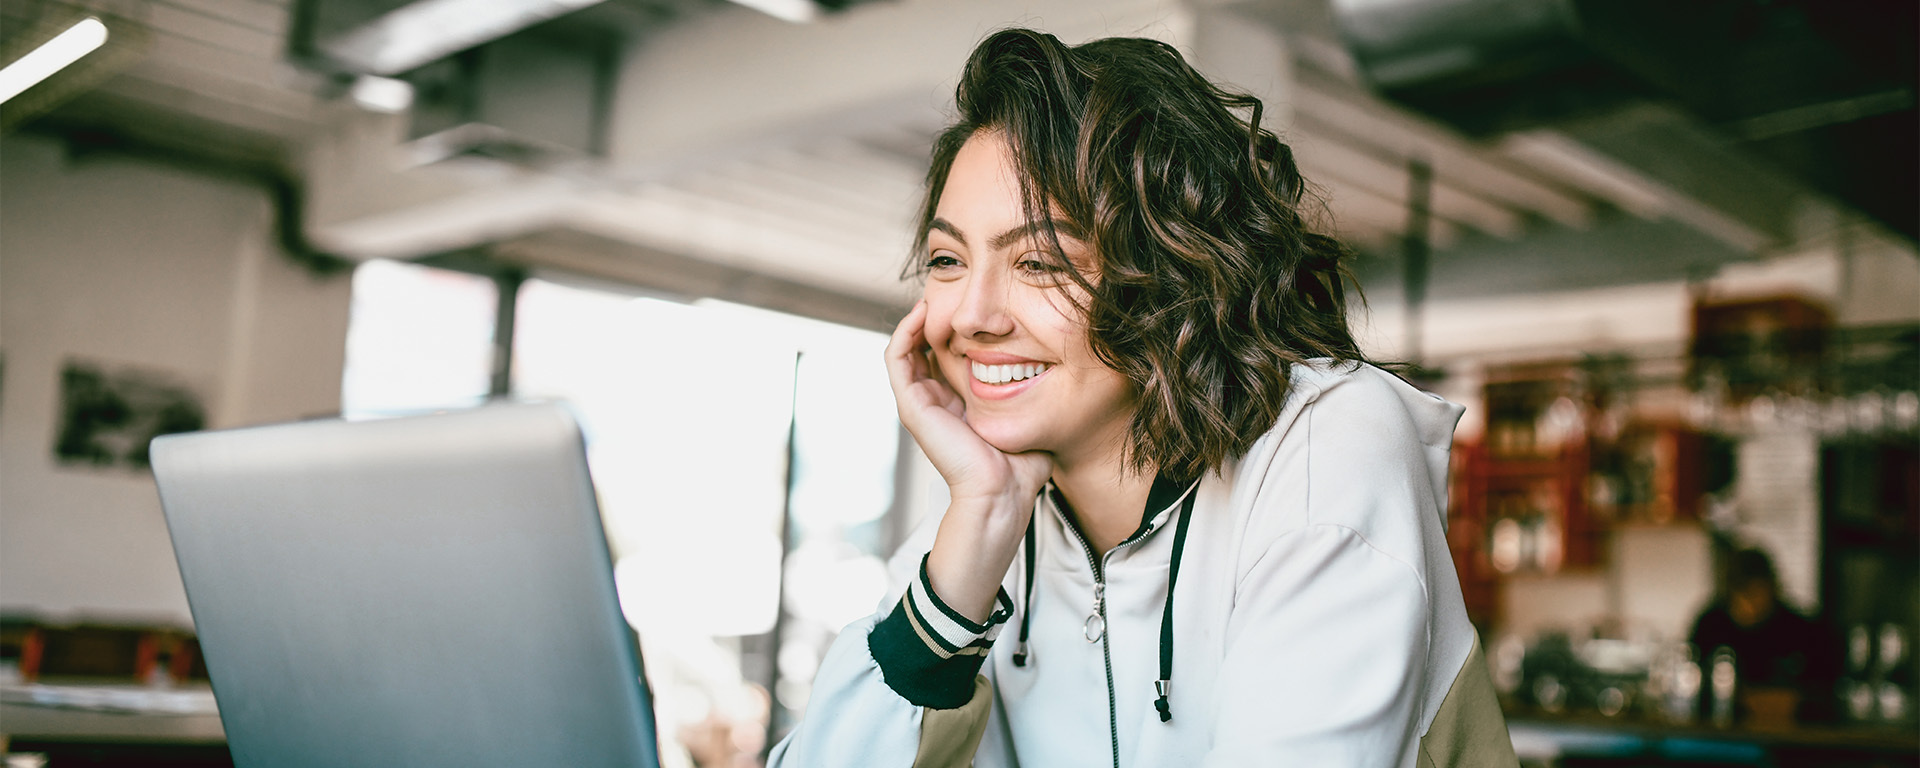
left=947, top=481, right=1039, bottom=524
left=926, top=494, right=1032, bottom=624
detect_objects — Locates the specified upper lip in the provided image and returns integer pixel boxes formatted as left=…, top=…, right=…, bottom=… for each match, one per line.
left=961, top=350, right=1049, bottom=365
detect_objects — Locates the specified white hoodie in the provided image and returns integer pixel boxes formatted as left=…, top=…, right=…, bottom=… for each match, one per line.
left=768, top=361, right=1518, bottom=767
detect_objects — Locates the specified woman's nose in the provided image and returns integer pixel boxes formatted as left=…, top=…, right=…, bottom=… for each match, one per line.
left=950, top=270, right=1016, bottom=339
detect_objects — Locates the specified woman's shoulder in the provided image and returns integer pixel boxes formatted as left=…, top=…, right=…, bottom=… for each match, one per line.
left=1217, top=359, right=1462, bottom=565
left=1294, top=358, right=1456, bottom=418
left=1255, top=359, right=1463, bottom=458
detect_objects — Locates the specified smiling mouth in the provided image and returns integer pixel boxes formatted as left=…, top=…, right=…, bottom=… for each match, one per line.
left=971, top=361, right=1051, bottom=385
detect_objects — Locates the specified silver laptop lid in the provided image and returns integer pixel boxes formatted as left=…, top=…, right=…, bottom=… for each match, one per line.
left=152, top=403, right=660, bottom=768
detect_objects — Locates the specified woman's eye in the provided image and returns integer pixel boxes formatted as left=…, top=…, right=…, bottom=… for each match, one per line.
left=924, top=252, right=961, bottom=270
left=1017, top=256, right=1066, bottom=278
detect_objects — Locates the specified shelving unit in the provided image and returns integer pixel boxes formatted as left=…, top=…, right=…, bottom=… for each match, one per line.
left=1454, top=362, right=1591, bottom=630
left=1453, top=360, right=1712, bottom=631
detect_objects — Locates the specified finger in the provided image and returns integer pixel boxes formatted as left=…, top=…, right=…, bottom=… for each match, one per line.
left=903, top=306, right=945, bottom=390
left=887, top=304, right=968, bottom=433
left=883, top=301, right=928, bottom=392
left=883, top=300, right=925, bottom=362
left=883, top=301, right=921, bottom=359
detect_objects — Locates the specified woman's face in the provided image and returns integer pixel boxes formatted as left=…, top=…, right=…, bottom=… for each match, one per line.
left=920, top=130, right=1137, bottom=464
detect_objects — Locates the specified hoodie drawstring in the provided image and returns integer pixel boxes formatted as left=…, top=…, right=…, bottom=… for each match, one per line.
left=1013, top=484, right=1200, bottom=722
left=1154, top=489, right=1198, bottom=722
left=1013, top=513, right=1037, bottom=667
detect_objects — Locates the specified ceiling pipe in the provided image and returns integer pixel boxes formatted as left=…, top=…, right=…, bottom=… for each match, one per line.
left=312, top=0, right=606, bottom=76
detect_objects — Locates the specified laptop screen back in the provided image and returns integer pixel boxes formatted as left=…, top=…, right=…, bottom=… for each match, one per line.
left=152, top=403, right=660, bottom=768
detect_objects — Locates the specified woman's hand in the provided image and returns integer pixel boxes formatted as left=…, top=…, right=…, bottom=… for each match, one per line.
left=885, top=300, right=1050, bottom=622
left=885, top=301, right=1051, bottom=506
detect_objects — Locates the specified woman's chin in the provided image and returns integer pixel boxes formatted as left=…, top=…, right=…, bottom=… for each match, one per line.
left=972, top=422, right=1045, bottom=457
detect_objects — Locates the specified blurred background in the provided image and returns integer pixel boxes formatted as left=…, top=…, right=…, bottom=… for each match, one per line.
left=0, top=0, right=1914, bottom=766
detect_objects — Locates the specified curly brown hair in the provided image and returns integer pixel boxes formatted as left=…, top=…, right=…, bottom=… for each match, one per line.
left=909, top=28, right=1372, bottom=479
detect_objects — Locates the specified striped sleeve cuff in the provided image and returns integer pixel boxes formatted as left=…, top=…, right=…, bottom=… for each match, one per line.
left=868, top=554, right=1014, bottom=709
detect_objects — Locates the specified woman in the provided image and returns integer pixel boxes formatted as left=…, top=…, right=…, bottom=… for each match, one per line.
left=768, top=28, right=1515, bottom=767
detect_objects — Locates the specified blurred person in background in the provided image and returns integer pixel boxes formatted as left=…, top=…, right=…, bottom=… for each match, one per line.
left=1690, top=547, right=1841, bottom=724
left=767, top=28, right=1515, bottom=767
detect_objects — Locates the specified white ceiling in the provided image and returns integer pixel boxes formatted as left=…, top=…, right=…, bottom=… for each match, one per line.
left=7, top=0, right=1811, bottom=314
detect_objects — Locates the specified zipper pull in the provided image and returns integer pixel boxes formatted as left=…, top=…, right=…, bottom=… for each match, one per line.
left=1083, top=582, right=1106, bottom=642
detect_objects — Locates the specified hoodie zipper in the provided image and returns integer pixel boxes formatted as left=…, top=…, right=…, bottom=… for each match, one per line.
left=1055, top=496, right=1166, bottom=768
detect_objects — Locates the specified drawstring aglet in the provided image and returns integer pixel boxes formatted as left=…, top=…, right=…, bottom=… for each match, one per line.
left=1012, top=642, right=1030, bottom=667
left=1154, top=679, right=1172, bottom=722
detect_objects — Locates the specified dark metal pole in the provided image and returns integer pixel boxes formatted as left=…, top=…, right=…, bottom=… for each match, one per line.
left=1403, top=158, right=1433, bottom=369
left=488, top=265, right=525, bottom=398
left=763, top=350, right=804, bottom=760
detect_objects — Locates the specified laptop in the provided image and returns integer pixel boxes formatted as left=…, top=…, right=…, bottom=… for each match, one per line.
left=151, top=403, right=662, bottom=768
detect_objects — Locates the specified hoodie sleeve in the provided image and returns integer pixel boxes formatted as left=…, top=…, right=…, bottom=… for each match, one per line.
left=766, top=505, right=1016, bottom=768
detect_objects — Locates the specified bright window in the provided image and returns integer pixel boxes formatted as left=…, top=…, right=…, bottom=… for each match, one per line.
left=342, top=263, right=903, bottom=764
left=340, top=259, right=497, bottom=419
left=512, top=277, right=898, bottom=761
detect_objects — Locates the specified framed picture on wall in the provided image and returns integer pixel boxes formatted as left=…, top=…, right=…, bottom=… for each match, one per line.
left=53, top=358, right=206, bottom=471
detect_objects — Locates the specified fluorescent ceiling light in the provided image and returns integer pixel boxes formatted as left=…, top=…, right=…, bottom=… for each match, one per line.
left=728, top=0, right=819, bottom=23
left=349, top=74, right=415, bottom=114
left=0, top=17, right=108, bottom=105
left=322, top=0, right=604, bottom=76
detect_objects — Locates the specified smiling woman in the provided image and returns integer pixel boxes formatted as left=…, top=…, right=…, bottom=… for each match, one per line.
left=767, top=28, right=1517, bottom=768
left=918, top=130, right=1138, bottom=481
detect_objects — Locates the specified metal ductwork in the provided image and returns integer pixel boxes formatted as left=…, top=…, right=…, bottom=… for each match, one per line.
left=290, top=0, right=892, bottom=165
left=1330, top=0, right=1917, bottom=242
left=398, top=14, right=621, bottom=162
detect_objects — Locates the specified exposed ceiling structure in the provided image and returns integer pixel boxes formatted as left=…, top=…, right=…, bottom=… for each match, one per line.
left=4, top=0, right=1909, bottom=320
left=2, top=0, right=323, bottom=165
left=1332, top=0, right=1917, bottom=243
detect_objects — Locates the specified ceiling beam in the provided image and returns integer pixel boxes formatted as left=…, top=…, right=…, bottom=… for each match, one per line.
left=1312, top=174, right=1462, bottom=250
left=495, top=228, right=908, bottom=331
left=1292, top=124, right=1524, bottom=239
left=562, top=186, right=909, bottom=303
left=607, top=0, right=1196, bottom=178
left=1288, top=67, right=1596, bottom=229
left=1497, top=128, right=1770, bottom=254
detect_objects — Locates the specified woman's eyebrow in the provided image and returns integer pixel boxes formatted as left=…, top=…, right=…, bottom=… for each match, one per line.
left=990, top=219, right=1083, bottom=251
left=928, top=217, right=1085, bottom=250
left=928, top=218, right=966, bottom=243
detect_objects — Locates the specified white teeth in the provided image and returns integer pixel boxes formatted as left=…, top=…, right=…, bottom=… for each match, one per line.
left=971, top=361, right=1050, bottom=384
